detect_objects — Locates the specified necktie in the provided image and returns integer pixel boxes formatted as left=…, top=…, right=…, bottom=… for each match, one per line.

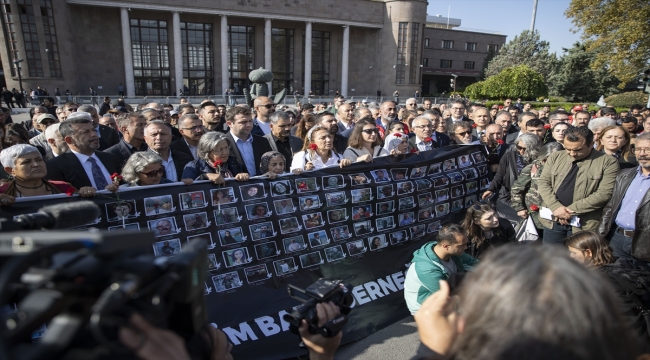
left=88, top=157, right=108, bottom=189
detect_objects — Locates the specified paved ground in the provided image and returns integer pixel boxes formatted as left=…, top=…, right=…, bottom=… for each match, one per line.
left=334, top=316, right=420, bottom=360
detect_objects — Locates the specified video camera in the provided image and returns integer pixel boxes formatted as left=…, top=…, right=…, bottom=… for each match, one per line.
left=283, top=279, right=353, bottom=338
left=0, top=201, right=209, bottom=360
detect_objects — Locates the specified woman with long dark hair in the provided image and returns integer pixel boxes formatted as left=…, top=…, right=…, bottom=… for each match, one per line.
left=460, top=202, right=515, bottom=259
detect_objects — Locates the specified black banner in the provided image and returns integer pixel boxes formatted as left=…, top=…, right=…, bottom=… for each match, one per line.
left=1, top=145, right=488, bottom=359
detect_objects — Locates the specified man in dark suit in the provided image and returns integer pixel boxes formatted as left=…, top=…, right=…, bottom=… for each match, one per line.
left=45, top=113, right=121, bottom=190
left=77, top=104, right=119, bottom=151
left=104, top=113, right=148, bottom=165
left=144, top=120, right=193, bottom=182
left=170, top=113, right=205, bottom=160
left=505, top=111, right=537, bottom=145
left=317, top=112, right=348, bottom=154
left=225, top=106, right=273, bottom=176
left=336, top=103, right=355, bottom=134
left=264, top=111, right=303, bottom=172
left=407, top=115, right=451, bottom=153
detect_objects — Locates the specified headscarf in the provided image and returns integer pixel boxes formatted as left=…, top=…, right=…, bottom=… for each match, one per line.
left=260, top=151, right=286, bottom=174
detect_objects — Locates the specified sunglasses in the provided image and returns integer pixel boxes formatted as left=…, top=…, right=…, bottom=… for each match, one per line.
left=139, top=167, right=165, bottom=177
left=455, top=131, right=470, bottom=136
left=260, top=104, right=276, bottom=109
left=362, top=129, right=378, bottom=134
left=516, top=144, right=527, bottom=151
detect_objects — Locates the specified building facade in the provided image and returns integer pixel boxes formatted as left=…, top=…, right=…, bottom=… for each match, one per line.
left=0, top=0, right=505, bottom=100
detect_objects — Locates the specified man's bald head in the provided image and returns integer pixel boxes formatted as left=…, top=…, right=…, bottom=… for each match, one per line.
left=145, top=102, right=164, bottom=112
left=253, top=96, right=272, bottom=108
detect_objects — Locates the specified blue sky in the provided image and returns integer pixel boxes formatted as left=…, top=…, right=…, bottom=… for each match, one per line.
left=427, top=0, right=582, bottom=56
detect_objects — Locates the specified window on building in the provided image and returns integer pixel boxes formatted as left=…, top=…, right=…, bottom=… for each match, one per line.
left=465, top=42, right=476, bottom=51
left=488, top=44, right=499, bottom=52
left=464, top=61, right=475, bottom=70
left=409, top=22, right=419, bottom=84
left=39, top=0, right=61, bottom=77
left=395, top=22, right=407, bottom=84
left=229, top=25, right=255, bottom=92
left=310, top=30, right=330, bottom=95
left=130, top=19, right=171, bottom=96
left=442, top=40, right=453, bottom=49
left=271, top=28, right=293, bottom=94
left=440, top=60, right=452, bottom=68
left=181, top=22, right=213, bottom=96
left=424, top=38, right=429, bottom=47
left=0, top=0, right=18, bottom=76
left=16, top=0, right=43, bottom=77
left=423, top=58, right=428, bottom=67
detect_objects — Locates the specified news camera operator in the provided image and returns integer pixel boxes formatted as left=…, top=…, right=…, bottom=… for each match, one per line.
left=118, top=302, right=344, bottom=360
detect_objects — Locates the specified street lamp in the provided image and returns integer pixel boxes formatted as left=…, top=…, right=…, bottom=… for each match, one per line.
left=450, top=73, right=458, bottom=92
left=13, top=59, right=24, bottom=94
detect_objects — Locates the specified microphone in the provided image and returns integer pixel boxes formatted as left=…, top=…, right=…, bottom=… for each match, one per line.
left=12, top=201, right=101, bottom=230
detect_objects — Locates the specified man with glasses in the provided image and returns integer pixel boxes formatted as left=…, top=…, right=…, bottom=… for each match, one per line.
left=599, top=133, right=650, bottom=266
left=105, top=113, right=148, bottom=165
left=171, top=113, right=205, bottom=160
left=505, top=112, right=537, bottom=145
left=251, top=96, right=276, bottom=136
left=450, top=121, right=474, bottom=145
left=537, top=126, right=619, bottom=244
left=405, top=98, right=418, bottom=111
left=61, top=102, right=78, bottom=121
left=327, top=95, right=345, bottom=115
left=407, top=116, right=450, bottom=152
left=144, top=120, right=193, bottom=182
left=445, top=100, right=467, bottom=123
left=264, top=111, right=302, bottom=172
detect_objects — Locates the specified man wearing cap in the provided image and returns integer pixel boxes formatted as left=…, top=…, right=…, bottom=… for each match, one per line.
left=29, top=113, right=58, bottom=160
left=99, top=97, right=111, bottom=116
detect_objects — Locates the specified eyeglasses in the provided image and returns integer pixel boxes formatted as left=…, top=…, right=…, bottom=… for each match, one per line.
left=516, top=144, right=527, bottom=151
left=182, top=125, right=204, bottom=132
left=362, top=129, right=378, bottom=134
left=66, top=108, right=78, bottom=112
left=260, top=104, right=276, bottom=109
left=213, top=146, right=230, bottom=153
left=455, top=131, right=470, bottom=136
left=139, top=167, right=165, bottom=177
left=635, top=148, right=650, bottom=154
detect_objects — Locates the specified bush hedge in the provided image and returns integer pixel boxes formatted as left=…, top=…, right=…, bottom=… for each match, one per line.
left=484, top=101, right=629, bottom=114
left=604, top=92, right=648, bottom=108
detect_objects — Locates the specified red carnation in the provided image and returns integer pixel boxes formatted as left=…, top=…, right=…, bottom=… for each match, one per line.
left=309, top=143, right=318, bottom=151
left=213, top=159, right=223, bottom=168
left=394, top=133, right=402, bottom=138
left=410, top=149, right=417, bottom=153
left=424, top=137, right=433, bottom=143
left=497, top=139, right=504, bottom=145
left=110, top=173, right=122, bottom=181
left=544, top=124, right=551, bottom=129
left=66, top=188, right=75, bottom=197
left=530, top=204, right=539, bottom=211
left=472, top=123, right=478, bottom=128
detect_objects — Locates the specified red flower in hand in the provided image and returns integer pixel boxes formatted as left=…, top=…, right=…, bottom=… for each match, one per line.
left=309, top=143, right=318, bottom=151
left=65, top=188, right=76, bottom=197
left=544, top=124, right=551, bottom=129
left=530, top=204, right=539, bottom=211
left=213, top=159, right=223, bottom=168
left=410, top=149, right=417, bottom=153
left=497, top=139, right=504, bottom=145
left=110, top=173, right=122, bottom=182
left=424, top=137, right=433, bottom=143
left=394, top=133, right=402, bottom=138
left=472, top=123, right=478, bottom=128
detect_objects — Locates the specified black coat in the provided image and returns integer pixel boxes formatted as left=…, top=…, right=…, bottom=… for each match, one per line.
left=170, top=138, right=194, bottom=159
left=45, top=151, right=121, bottom=190
left=406, top=132, right=451, bottom=152
left=225, top=132, right=273, bottom=176
left=147, top=148, right=194, bottom=181
left=467, top=218, right=516, bottom=259
left=98, top=124, right=120, bottom=151
left=99, top=102, right=111, bottom=116
left=488, top=150, right=525, bottom=204
left=104, top=140, right=148, bottom=168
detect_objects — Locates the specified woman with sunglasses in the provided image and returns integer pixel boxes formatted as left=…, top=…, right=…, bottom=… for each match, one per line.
left=121, top=152, right=192, bottom=187
left=181, top=132, right=249, bottom=185
left=460, top=202, right=515, bottom=259
left=343, top=119, right=391, bottom=162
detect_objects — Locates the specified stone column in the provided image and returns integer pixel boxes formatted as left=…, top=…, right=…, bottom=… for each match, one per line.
left=341, top=25, right=350, bottom=98
left=220, top=15, right=229, bottom=96
left=264, top=18, right=272, bottom=95
left=172, top=12, right=183, bottom=98
left=120, top=7, right=135, bottom=97
left=304, top=22, right=312, bottom=99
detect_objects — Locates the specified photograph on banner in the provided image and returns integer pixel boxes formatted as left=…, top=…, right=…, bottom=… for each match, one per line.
left=240, top=183, right=267, bottom=201
left=302, top=212, right=324, bottom=229
left=299, top=195, right=321, bottom=210
left=183, top=212, right=210, bottom=231
left=327, top=208, right=348, bottom=224
left=324, top=245, right=346, bottom=262
left=212, top=271, right=243, bottom=292
left=322, top=175, right=345, bottom=190
left=377, top=184, right=394, bottom=199
left=270, top=180, right=292, bottom=197
left=214, top=207, right=241, bottom=226
left=331, top=225, right=352, bottom=241
left=376, top=216, right=395, bottom=231
left=180, top=191, right=207, bottom=210
left=418, top=207, right=434, bottom=221
left=449, top=172, right=465, bottom=183
left=389, top=230, right=408, bottom=245
left=283, top=235, right=307, bottom=253
left=148, top=217, right=179, bottom=237
left=325, top=191, right=347, bottom=207
left=222, top=247, right=251, bottom=267
left=353, top=220, right=373, bottom=236
left=274, top=199, right=296, bottom=214
left=415, top=179, right=432, bottom=191
left=273, top=257, right=297, bottom=276
left=218, top=227, right=246, bottom=246
left=432, top=176, right=450, bottom=188
left=108, top=223, right=140, bottom=232
left=465, top=195, right=477, bottom=208
left=346, top=240, right=366, bottom=256
left=187, top=233, right=216, bottom=250
left=368, top=235, right=388, bottom=251
left=153, top=238, right=182, bottom=257
left=349, top=173, right=370, bottom=185
left=428, top=162, right=442, bottom=175
left=211, top=188, right=237, bottom=206
left=300, top=252, right=323, bottom=268
left=477, top=165, right=488, bottom=177
left=398, top=212, right=415, bottom=226
left=254, top=241, right=279, bottom=260
left=279, top=217, right=301, bottom=234
left=207, top=253, right=219, bottom=271
left=391, top=168, right=408, bottom=180
left=410, top=224, right=426, bottom=239
left=463, top=168, right=479, bottom=180
left=295, top=178, right=318, bottom=193
left=411, top=166, right=427, bottom=179
left=435, top=203, right=450, bottom=217
left=427, top=221, right=442, bottom=233
left=418, top=193, right=434, bottom=206
left=308, top=230, right=329, bottom=248
left=442, top=158, right=457, bottom=171
left=250, top=222, right=276, bottom=241
left=351, top=188, right=372, bottom=203
left=467, top=181, right=478, bottom=193
left=370, top=169, right=391, bottom=183
left=244, top=264, right=271, bottom=284
left=436, top=189, right=450, bottom=202
left=452, top=199, right=464, bottom=212
left=458, top=155, right=473, bottom=168
left=480, top=178, right=490, bottom=190
left=471, top=151, right=486, bottom=163
left=351, top=205, right=372, bottom=220
left=399, top=196, right=416, bottom=211
left=144, top=195, right=174, bottom=216
left=376, top=200, right=395, bottom=215
left=451, top=185, right=464, bottom=198
left=397, top=181, right=414, bottom=195
left=245, top=203, right=272, bottom=220
left=105, top=200, right=138, bottom=221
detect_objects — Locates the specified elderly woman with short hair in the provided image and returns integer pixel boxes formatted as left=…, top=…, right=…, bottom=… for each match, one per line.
left=0, top=144, right=93, bottom=206
left=181, top=132, right=249, bottom=184
left=121, top=151, right=192, bottom=187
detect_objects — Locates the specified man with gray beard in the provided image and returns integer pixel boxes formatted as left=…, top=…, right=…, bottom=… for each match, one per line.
left=376, top=101, right=397, bottom=139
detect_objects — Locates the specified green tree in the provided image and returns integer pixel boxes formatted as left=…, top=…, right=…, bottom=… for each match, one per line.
left=548, top=42, right=620, bottom=102
left=566, top=0, right=650, bottom=86
left=480, top=45, right=496, bottom=80
left=485, top=30, right=558, bottom=85
left=465, top=65, right=548, bottom=100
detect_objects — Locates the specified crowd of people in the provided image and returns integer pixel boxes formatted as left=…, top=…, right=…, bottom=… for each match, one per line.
left=1, top=93, right=650, bottom=359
